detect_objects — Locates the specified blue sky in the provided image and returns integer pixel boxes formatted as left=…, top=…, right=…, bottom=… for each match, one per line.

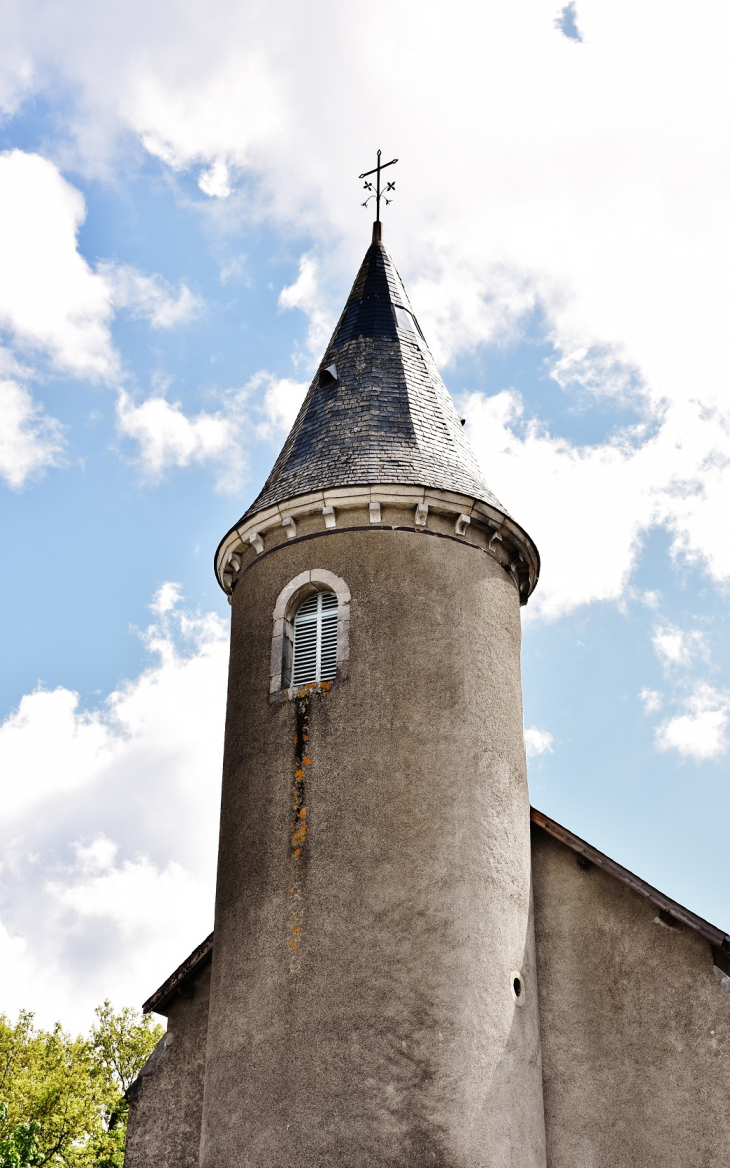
left=1, top=0, right=729, bottom=1029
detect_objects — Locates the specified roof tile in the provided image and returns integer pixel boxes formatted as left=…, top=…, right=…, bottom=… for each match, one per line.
left=238, top=240, right=508, bottom=524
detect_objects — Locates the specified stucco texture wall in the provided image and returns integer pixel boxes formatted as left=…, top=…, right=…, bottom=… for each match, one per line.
left=124, top=959, right=211, bottom=1168
left=199, top=526, right=546, bottom=1168
left=532, top=825, right=730, bottom=1167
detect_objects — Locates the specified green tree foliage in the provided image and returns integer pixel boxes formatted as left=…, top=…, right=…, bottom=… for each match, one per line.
left=0, top=1005, right=164, bottom=1168
left=0, top=1101, right=42, bottom=1168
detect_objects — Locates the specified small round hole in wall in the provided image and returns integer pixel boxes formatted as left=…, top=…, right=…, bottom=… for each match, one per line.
left=511, top=971, right=526, bottom=1006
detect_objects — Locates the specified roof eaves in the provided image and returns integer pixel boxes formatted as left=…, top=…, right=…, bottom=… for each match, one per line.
left=531, top=806, right=730, bottom=950
left=142, top=932, right=214, bottom=1015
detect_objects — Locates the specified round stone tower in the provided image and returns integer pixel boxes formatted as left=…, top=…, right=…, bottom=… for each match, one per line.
left=200, top=229, right=546, bottom=1167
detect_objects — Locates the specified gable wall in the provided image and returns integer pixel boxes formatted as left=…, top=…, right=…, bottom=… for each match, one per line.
left=124, top=958, right=211, bottom=1168
left=532, top=825, right=730, bottom=1168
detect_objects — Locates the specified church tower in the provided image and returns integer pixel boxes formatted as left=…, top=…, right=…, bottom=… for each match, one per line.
left=201, top=224, right=545, bottom=1167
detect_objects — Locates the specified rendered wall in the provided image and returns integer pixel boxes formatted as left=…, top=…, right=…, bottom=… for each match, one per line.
left=199, top=520, right=547, bottom=1168
left=124, top=959, right=211, bottom=1168
left=532, top=826, right=730, bottom=1167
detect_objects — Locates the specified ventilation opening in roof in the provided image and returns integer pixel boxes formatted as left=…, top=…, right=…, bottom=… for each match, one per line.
left=319, top=363, right=338, bottom=387
left=291, top=591, right=339, bottom=686
left=394, top=306, right=424, bottom=338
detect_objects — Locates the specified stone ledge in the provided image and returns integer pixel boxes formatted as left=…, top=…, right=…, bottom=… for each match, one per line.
left=217, top=484, right=539, bottom=605
left=213, top=483, right=537, bottom=607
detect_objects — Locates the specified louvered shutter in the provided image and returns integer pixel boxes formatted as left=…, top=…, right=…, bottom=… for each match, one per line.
left=319, top=591, right=338, bottom=681
left=291, top=591, right=339, bottom=685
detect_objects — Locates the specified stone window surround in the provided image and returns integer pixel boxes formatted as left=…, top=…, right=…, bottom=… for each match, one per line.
left=217, top=484, right=539, bottom=604
left=270, top=569, right=351, bottom=698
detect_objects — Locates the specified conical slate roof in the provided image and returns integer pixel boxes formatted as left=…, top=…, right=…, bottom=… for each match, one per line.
left=240, top=237, right=507, bottom=525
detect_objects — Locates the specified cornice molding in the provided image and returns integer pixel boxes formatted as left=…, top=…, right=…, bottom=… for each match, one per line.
left=216, top=484, right=539, bottom=605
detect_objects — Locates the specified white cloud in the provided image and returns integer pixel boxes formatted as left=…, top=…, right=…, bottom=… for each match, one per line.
left=641, top=621, right=725, bottom=759
left=115, top=369, right=309, bottom=490
left=0, top=52, right=33, bottom=119
left=0, top=149, right=206, bottom=438
left=49, top=840, right=209, bottom=941
left=464, top=391, right=730, bottom=619
left=641, top=591, right=661, bottom=609
left=0, top=379, right=64, bottom=489
left=218, top=254, right=250, bottom=286
left=524, top=727, right=554, bottom=757
left=655, top=684, right=729, bottom=761
left=150, top=581, right=183, bottom=615
left=0, top=150, right=116, bottom=378
left=549, top=344, right=643, bottom=405
left=407, top=257, right=537, bottom=368
left=0, top=686, right=113, bottom=822
left=640, top=688, right=663, bottom=715
left=127, top=52, right=285, bottom=194
left=652, top=624, right=707, bottom=670
left=198, top=158, right=232, bottom=199
left=115, top=389, right=246, bottom=487
left=98, top=262, right=203, bottom=329
left=465, top=390, right=647, bottom=618
left=278, top=254, right=334, bottom=359
left=0, top=590, right=228, bottom=1030
left=252, top=370, right=308, bottom=438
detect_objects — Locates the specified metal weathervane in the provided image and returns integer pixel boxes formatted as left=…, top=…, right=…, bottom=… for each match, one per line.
left=359, top=149, right=398, bottom=222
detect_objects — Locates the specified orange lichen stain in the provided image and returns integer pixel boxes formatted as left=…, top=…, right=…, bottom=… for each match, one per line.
left=289, top=905, right=304, bottom=971
left=288, top=697, right=311, bottom=975
left=320, top=681, right=331, bottom=692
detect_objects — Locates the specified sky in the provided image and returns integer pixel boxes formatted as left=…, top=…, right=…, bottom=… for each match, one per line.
left=1, top=0, right=729, bottom=1033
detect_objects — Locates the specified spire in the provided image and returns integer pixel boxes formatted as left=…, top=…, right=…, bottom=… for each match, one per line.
left=239, top=238, right=508, bottom=522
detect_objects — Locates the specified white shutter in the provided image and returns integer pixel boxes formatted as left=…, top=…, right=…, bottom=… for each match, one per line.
left=291, top=591, right=339, bottom=685
left=318, top=591, right=338, bottom=680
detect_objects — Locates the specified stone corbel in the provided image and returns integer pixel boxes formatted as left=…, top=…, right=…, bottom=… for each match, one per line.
left=281, top=515, right=297, bottom=539
left=414, top=502, right=428, bottom=527
left=222, top=552, right=241, bottom=595
left=369, top=501, right=381, bottom=524
left=249, top=532, right=264, bottom=554
left=455, top=513, right=471, bottom=536
left=488, top=531, right=503, bottom=550
left=322, top=506, right=337, bottom=529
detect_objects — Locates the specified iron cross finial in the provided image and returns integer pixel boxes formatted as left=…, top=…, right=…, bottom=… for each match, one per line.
left=359, top=149, right=398, bottom=224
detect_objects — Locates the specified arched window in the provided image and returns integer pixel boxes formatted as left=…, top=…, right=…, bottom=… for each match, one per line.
left=270, top=570, right=350, bottom=697
left=291, top=591, right=339, bottom=685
